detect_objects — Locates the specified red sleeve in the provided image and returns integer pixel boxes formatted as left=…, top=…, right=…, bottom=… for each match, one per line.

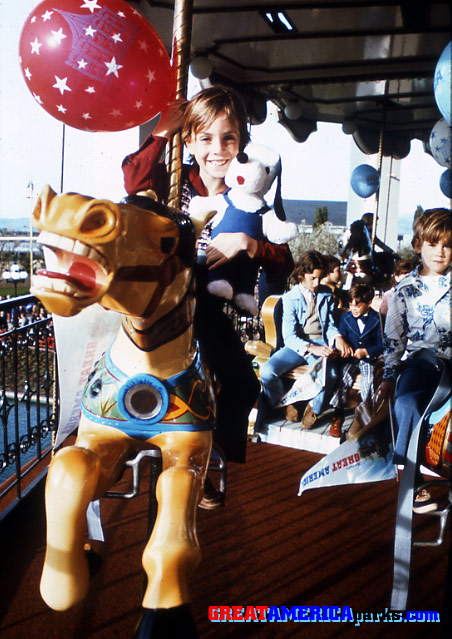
left=121, top=135, right=168, bottom=199
left=254, top=241, right=294, bottom=279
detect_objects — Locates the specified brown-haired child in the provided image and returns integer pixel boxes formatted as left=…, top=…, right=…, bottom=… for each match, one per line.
left=329, top=283, right=383, bottom=437
left=121, top=86, right=293, bottom=507
left=379, top=207, right=452, bottom=513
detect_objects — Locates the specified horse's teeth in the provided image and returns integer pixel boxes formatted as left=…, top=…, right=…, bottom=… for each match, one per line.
left=58, top=236, right=75, bottom=252
left=37, top=231, right=109, bottom=273
left=73, top=240, right=91, bottom=258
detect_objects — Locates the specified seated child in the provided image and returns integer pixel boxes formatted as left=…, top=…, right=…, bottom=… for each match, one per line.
left=329, top=283, right=383, bottom=437
left=379, top=257, right=418, bottom=317
left=379, top=208, right=452, bottom=513
left=254, top=250, right=352, bottom=430
left=321, top=254, right=348, bottom=319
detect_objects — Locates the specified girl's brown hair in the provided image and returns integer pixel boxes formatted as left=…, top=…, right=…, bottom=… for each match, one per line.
left=412, top=208, right=452, bottom=249
left=291, top=250, right=326, bottom=284
left=181, top=86, right=250, bottom=148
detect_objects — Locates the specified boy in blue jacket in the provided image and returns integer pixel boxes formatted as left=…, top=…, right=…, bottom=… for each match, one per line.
left=329, top=283, right=383, bottom=437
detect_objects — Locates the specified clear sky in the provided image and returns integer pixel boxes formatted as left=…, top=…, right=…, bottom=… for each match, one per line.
left=1, top=0, right=450, bottom=236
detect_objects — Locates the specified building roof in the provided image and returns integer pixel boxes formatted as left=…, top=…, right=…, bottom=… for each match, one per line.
left=283, top=199, right=347, bottom=227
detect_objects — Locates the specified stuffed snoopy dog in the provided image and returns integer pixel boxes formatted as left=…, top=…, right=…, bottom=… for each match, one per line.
left=189, top=143, right=298, bottom=315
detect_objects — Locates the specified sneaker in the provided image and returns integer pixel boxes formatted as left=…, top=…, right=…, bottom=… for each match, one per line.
left=413, top=489, right=438, bottom=514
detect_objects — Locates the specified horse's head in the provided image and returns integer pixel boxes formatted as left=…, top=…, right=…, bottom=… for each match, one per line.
left=31, top=186, right=197, bottom=319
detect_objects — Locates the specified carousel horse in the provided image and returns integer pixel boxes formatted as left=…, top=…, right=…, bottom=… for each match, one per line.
left=339, top=219, right=398, bottom=291
left=31, top=186, right=218, bottom=636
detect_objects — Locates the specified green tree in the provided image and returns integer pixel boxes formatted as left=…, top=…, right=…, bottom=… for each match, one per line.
left=289, top=222, right=339, bottom=262
left=413, top=205, right=423, bottom=228
left=313, top=206, right=328, bottom=229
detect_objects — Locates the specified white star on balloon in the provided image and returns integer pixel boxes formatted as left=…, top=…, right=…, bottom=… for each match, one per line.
left=31, top=16, right=37, bottom=23
left=85, top=86, right=96, bottom=93
left=112, top=33, right=122, bottom=43
left=50, top=28, right=67, bottom=46
left=135, top=100, right=143, bottom=109
left=42, top=10, right=53, bottom=21
left=82, top=112, right=92, bottom=120
left=110, top=108, right=122, bottom=116
left=53, top=75, right=72, bottom=95
left=85, top=26, right=96, bottom=37
left=30, top=38, right=42, bottom=55
left=139, top=40, right=149, bottom=52
left=57, top=104, right=67, bottom=113
left=146, top=70, right=156, bottom=83
left=117, top=11, right=126, bottom=18
left=80, top=0, right=101, bottom=13
left=24, top=67, right=32, bottom=80
left=105, top=57, right=123, bottom=77
left=77, top=59, right=87, bottom=69
left=33, top=93, right=43, bottom=104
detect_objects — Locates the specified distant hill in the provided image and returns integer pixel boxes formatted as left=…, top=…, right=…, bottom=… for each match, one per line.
left=0, top=218, right=36, bottom=234
left=283, top=199, right=347, bottom=227
left=0, top=203, right=348, bottom=235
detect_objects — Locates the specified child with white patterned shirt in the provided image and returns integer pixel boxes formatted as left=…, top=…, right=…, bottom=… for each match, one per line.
left=379, top=209, right=451, bottom=482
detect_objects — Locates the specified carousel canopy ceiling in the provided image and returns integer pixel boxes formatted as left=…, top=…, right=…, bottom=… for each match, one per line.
left=139, top=1, right=451, bottom=157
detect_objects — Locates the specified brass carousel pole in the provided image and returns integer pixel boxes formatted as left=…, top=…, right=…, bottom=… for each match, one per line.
left=371, top=95, right=388, bottom=247
left=167, top=0, right=194, bottom=209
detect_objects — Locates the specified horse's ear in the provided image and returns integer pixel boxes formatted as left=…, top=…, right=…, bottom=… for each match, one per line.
left=33, top=185, right=56, bottom=222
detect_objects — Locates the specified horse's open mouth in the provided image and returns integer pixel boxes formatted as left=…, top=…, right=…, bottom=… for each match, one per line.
left=33, top=230, right=110, bottom=299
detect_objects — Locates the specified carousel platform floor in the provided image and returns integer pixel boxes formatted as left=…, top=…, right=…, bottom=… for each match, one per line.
left=0, top=440, right=450, bottom=639
left=251, top=407, right=355, bottom=455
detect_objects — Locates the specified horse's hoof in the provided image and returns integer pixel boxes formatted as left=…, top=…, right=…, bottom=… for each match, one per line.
left=133, top=605, right=198, bottom=639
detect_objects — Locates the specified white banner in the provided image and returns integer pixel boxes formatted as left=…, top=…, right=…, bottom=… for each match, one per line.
left=277, top=358, right=324, bottom=407
left=298, top=420, right=397, bottom=496
left=52, top=305, right=121, bottom=448
left=42, top=247, right=121, bottom=447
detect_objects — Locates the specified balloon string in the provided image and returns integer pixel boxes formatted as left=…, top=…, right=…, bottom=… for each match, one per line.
left=167, top=0, right=194, bottom=209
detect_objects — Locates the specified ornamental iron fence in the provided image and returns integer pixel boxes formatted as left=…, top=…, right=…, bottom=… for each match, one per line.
left=0, top=295, right=58, bottom=512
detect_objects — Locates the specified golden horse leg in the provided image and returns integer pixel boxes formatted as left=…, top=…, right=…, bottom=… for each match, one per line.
left=40, top=419, right=134, bottom=611
left=140, top=430, right=212, bottom=610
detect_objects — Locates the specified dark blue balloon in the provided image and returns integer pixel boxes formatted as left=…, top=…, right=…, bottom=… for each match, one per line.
left=439, top=168, right=451, bottom=198
left=350, top=164, right=380, bottom=198
left=434, top=41, right=451, bottom=125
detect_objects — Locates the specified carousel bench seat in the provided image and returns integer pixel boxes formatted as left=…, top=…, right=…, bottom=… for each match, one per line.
left=245, top=295, right=312, bottom=381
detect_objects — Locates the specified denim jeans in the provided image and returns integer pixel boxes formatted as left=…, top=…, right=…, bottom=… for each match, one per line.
left=393, top=357, right=442, bottom=464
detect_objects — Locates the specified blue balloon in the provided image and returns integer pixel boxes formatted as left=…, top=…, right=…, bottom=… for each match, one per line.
left=439, top=169, right=451, bottom=198
left=434, top=41, right=451, bottom=125
left=350, top=164, right=380, bottom=198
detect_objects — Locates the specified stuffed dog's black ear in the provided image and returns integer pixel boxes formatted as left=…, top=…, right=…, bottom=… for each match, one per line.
left=273, top=161, right=286, bottom=221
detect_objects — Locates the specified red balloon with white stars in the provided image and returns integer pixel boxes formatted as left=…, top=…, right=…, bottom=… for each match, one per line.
left=19, top=0, right=175, bottom=132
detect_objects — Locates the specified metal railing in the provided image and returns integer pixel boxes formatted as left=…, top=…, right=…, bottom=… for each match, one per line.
left=0, top=294, right=59, bottom=511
